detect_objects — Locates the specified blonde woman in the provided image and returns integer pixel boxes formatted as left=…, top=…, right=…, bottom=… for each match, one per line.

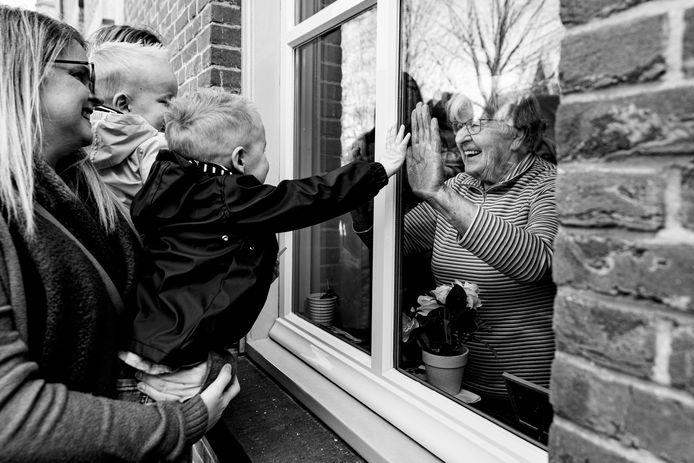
left=0, top=7, right=237, bottom=461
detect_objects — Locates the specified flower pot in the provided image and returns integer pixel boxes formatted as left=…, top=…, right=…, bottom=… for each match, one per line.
left=421, top=347, right=469, bottom=395
left=306, top=292, right=337, bottom=326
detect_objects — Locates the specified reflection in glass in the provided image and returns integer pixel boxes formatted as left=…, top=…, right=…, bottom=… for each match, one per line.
left=296, top=0, right=338, bottom=23
left=293, top=8, right=377, bottom=353
left=397, top=0, right=563, bottom=446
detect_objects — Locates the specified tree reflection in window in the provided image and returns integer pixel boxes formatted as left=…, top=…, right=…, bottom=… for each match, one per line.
left=397, top=0, right=563, bottom=446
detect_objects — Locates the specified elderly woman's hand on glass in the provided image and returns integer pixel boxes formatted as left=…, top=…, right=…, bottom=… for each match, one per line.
left=407, top=102, right=446, bottom=201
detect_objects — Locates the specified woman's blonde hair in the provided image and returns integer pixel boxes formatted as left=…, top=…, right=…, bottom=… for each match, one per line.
left=0, top=6, right=120, bottom=237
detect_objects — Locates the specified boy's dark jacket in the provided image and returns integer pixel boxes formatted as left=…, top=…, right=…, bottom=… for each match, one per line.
left=130, top=149, right=388, bottom=367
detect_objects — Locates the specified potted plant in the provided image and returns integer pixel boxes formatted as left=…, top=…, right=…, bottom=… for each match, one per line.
left=402, top=280, right=491, bottom=395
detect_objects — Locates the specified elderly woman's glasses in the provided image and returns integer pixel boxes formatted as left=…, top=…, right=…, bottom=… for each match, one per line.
left=452, top=118, right=495, bottom=135
left=54, top=59, right=95, bottom=94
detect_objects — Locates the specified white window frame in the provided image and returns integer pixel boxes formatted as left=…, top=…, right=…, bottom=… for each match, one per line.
left=242, top=1, right=548, bottom=461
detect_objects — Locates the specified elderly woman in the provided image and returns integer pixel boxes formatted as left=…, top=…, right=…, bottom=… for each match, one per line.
left=404, top=94, right=557, bottom=414
left=0, top=7, right=237, bottom=461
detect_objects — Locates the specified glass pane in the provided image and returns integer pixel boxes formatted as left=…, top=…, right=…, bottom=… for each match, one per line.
left=296, top=0, right=339, bottom=23
left=293, top=7, right=376, bottom=353
left=397, top=0, right=563, bottom=446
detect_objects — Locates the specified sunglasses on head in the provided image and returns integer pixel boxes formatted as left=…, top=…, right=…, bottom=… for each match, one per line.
left=54, top=59, right=95, bottom=94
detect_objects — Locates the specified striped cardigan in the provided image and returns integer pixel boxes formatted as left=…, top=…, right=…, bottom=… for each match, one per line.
left=404, top=154, right=558, bottom=399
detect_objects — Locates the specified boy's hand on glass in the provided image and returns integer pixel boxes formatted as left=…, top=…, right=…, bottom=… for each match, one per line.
left=381, top=124, right=410, bottom=177
left=135, top=360, right=209, bottom=402
left=200, top=364, right=240, bottom=432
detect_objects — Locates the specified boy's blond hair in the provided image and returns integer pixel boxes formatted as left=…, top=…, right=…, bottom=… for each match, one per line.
left=89, top=42, right=170, bottom=103
left=165, top=88, right=265, bottom=166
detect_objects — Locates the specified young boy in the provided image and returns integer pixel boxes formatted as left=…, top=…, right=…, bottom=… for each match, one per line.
left=128, top=88, right=409, bottom=368
left=88, top=42, right=178, bottom=209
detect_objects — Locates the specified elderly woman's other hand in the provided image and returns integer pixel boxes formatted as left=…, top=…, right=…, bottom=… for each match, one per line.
left=408, top=103, right=445, bottom=200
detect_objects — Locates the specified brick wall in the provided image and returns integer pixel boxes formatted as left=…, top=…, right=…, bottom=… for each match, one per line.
left=551, top=1, right=694, bottom=462
left=123, top=0, right=241, bottom=95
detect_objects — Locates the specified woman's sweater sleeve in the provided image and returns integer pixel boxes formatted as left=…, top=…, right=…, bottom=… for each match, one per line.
left=0, top=293, right=208, bottom=462
left=457, top=179, right=558, bottom=283
left=403, top=201, right=438, bottom=256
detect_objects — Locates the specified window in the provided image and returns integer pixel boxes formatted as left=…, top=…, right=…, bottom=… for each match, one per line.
left=293, top=7, right=377, bottom=352
left=244, top=1, right=563, bottom=460
left=396, top=0, right=562, bottom=446
left=296, top=0, right=339, bottom=22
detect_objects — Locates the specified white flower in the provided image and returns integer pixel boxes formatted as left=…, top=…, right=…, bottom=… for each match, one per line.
left=462, top=281, right=482, bottom=310
left=431, top=283, right=453, bottom=304
left=415, top=295, right=441, bottom=316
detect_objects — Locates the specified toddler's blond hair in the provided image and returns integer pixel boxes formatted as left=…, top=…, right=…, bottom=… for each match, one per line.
left=165, top=88, right=265, bottom=166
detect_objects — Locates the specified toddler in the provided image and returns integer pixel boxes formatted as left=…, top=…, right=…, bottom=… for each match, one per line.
left=128, top=88, right=409, bottom=367
left=89, top=42, right=178, bottom=209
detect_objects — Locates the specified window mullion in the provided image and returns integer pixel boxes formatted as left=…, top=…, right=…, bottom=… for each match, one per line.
left=370, top=0, right=402, bottom=375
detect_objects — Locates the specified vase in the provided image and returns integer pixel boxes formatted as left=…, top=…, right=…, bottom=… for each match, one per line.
left=421, top=347, right=469, bottom=395
left=306, top=292, right=337, bottom=327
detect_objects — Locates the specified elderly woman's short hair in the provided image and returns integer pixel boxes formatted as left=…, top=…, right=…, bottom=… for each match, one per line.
left=165, top=88, right=265, bottom=166
left=446, top=92, right=474, bottom=125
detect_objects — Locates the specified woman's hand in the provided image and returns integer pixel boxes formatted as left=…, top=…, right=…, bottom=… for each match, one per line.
left=408, top=103, right=445, bottom=200
left=132, top=358, right=209, bottom=402
left=381, top=125, right=410, bottom=177
left=200, top=364, right=239, bottom=432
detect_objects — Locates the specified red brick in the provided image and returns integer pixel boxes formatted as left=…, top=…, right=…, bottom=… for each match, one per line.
left=196, top=0, right=210, bottom=14
left=560, top=15, right=666, bottom=93
left=320, top=120, right=341, bottom=138
left=320, top=138, right=341, bottom=156
left=321, top=101, right=342, bottom=119
left=322, top=42, right=342, bottom=64
left=199, top=23, right=241, bottom=48
left=197, top=67, right=241, bottom=90
left=557, top=166, right=665, bottom=230
left=549, top=419, right=641, bottom=463
left=320, top=62, right=342, bottom=84
left=174, top=9, right=188, bottom=36
left=185, top=60, right=196, bottom=81
left=320, top=82, right=341, bottom=101
left=682, top=165, right=694, bottom=231
left=551, top=355, right=630, bottom=435
left=176, top=68, right=185, bottom=85
left=202, top=46, right=241, bottom=69
left=683, top=8, right=694, bottom=75
left=626, top=385, right=694, bottom=461
left=560, top=0, right=650, bottom=26
left=201, top=2, right=241, bottom=25
left=670, top=324, right=694, bottom=394
left=556, top=86, right=694, bottom=161
left=552, top=354, right=694, bottom=461
left=181, top=39, right=197, bottom=65
left=553, top=231, right=694, bottom=312
left=554, top=288, right=657, bottom=378
left=171, top=54, right=183, bottom=76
